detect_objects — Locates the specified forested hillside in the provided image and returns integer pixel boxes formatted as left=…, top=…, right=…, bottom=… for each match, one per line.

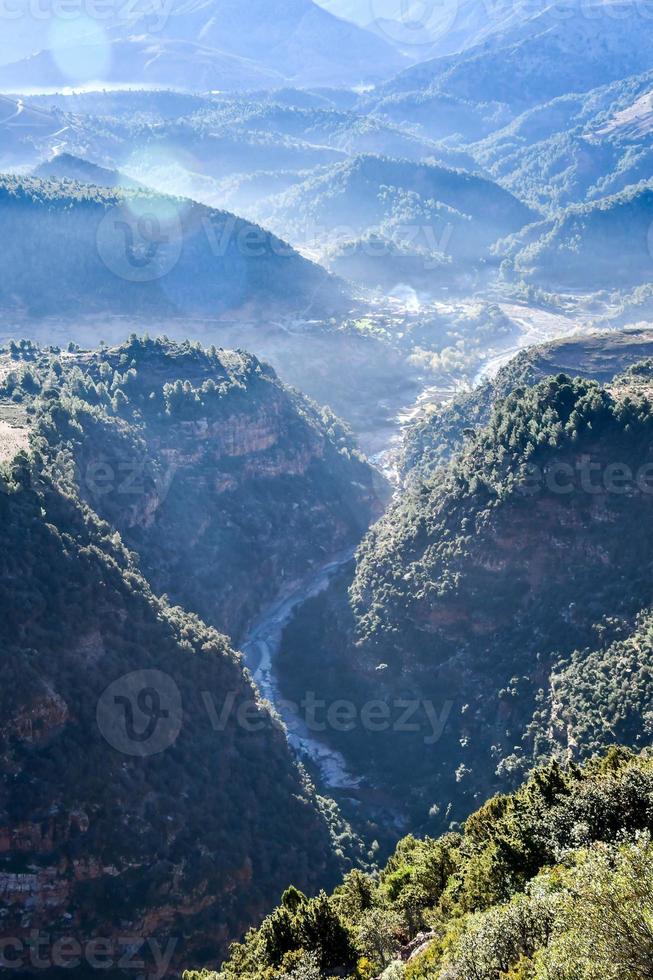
left=279, top=368, right=653, bottom=832
left=402, top=327, right=653, bottom=477
left=0, top=453, right=361, bottom=973
left=502, top=182, right=653, bottom=290
left=0, top=334, right=388, bottom=970
left=33, top=153, right=139, bottom=190
left=186, top=749, right=653, bottom=980
left=472, top=69, right=653, bottom=210
left=0, top=176, right=344, bottom=318
left=0, top=336, right=384, bottom=640
left=260, top=155, right=536, bottom=270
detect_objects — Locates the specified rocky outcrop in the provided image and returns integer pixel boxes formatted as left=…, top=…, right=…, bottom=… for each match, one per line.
left=2, top=689, right=69, bottom=745
left=400, top=931, right=437, bottom=962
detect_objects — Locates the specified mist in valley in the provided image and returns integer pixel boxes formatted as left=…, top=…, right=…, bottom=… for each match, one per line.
left=2, top=1, right=653, bottom=977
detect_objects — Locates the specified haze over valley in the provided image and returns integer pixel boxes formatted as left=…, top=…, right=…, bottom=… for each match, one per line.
left=3, top=2, right=653, bottom=979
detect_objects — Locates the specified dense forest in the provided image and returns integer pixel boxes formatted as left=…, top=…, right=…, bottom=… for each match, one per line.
left=503, top=182, right=653, bottom=290
left=259, top=155, right=536, bottom=276
left=278, top=365, right=653, bottom=836
left=0, top=176, right=343, bottom=318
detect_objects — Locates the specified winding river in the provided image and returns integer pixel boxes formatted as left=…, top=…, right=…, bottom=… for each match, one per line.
left=241, top=548, right=362, bottom=789
left=241, top=302, right=589, bottom=790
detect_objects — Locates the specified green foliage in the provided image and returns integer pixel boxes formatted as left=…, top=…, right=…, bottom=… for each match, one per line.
left=296, top=892, right=357, bottom=970
left=207, top=752, right=653, bottom=980
left=532, top=836, right=653, bottom=979
left=356, top=908, right=404, bottom=969
left=0, top=336, right=380, bottom=642
left=279, top=365, right=653, bottom=838
left=504, top=181, right=653, bottom=290
left=355, top=375, right=624, bottom=638
left=263, top=154, right=534, bottom=274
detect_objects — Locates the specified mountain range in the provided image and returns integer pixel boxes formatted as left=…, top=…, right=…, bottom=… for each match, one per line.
left=3, top=1, right=653, bottom=977
left=374, top=0, right=653, bottom=108
left=0, top=0, right=407, bottom=90
left=257, top=154, right=537, bottom=286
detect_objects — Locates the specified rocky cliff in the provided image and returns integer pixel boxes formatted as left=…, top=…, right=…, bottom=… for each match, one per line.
left=0, top=466, right=364, bottom=975
left=2, top=336, right=386, bottom=643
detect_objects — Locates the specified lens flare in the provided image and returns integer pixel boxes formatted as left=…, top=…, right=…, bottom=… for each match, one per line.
left=48, top=17, right=111, bottom=85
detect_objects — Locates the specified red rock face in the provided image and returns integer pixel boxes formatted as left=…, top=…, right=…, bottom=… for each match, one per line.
left=389, top=447, right=653, bottom=661
left=3, top=691, right=69, bottom=746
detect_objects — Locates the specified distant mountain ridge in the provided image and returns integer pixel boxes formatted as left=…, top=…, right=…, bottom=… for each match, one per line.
left=0, top=0, right=408, bottom=91
left=258, top=153, right=537, bottom=269
left=319, top=0, right=557, bottom=56
left=33, top=152, right=140, bottom=188
left=0, top=36, right=288, bottom=93
left=376, top=0, right=653, bottom=109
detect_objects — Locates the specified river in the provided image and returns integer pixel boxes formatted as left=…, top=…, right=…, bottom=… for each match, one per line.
left=241, top=301, right=590, bottom=791
left=241, top=548, right=362, bottom=789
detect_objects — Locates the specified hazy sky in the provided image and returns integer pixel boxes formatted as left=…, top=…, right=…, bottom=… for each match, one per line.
left=316, top=0, right=471, bottom=48
left=316, top=0, right=456, bottom=26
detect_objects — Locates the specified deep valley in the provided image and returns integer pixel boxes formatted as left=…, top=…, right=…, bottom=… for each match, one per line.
left=3, top=2, right=653, bottom=978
